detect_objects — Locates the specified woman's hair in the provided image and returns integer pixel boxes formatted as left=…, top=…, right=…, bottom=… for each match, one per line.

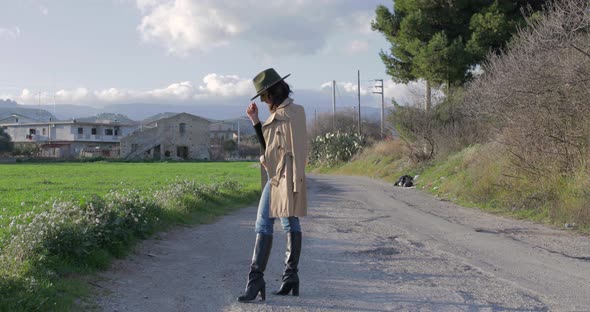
left=266, top=81, right=292, bottom=111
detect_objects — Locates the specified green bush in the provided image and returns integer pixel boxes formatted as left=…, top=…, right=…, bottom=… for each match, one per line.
left=309, top=131, right=365, bottom=167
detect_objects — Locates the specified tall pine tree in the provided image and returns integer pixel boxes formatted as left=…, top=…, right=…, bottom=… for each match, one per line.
left=372, top=0, right=546, bottom=111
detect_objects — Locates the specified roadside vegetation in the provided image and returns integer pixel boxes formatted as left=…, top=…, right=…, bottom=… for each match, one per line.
left=311, top=0, right=590, bottom=234
left=0, top=162, right=260, bottom=311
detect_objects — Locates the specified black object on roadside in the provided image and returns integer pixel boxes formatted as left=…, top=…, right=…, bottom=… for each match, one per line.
left=394, top=175, right=414, bottom=187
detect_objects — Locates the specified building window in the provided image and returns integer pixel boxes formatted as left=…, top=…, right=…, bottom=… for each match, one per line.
left=179, top=123, right=186, bottom=134
left=78, top=127, right=83, bottom=135
left=91, top=128, right=97, bottom=135
left=114, top=126, right=120, bottom=136
left=29, top=129, right=36, bottom=135
left=131, top=144, right=138, bottom=152
left=42, top=128, right=46, bottom=135
left=105, top=129, right=113, bottom=136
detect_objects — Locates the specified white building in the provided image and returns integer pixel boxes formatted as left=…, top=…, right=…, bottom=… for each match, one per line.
left=0, top=116, right=137, bottom=158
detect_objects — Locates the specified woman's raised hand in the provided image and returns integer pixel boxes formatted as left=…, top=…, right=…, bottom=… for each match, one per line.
left=246, top=102, right=260, bottom=125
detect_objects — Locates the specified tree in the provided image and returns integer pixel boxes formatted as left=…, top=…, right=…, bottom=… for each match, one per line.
left=372, top=0, right=547, bottom=111
left=464, top=0, right=590, bottom=175
left=0, top=127, right=13, bottom=153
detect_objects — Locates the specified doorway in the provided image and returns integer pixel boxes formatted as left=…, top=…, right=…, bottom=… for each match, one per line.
left=177, top=146, right=189, bottom=160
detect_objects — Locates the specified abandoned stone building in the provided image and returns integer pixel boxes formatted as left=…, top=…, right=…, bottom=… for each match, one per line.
left=120, top=113, right=210, bottom=160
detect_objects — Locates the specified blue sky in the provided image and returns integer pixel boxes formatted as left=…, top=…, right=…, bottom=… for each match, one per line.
left=0, top=0, right=420, bottom=112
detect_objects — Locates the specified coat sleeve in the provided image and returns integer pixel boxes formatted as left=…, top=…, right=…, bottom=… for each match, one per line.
left=289, top=106, right=307, bottom=193
left=253, top=122, right=266, bottom=153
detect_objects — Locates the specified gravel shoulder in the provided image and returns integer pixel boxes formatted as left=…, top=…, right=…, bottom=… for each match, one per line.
left=94, top=174, right=590, bottom=311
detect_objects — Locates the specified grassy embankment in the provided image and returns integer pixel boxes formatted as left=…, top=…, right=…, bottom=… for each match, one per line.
left=0, top=162, right=261, bottom=311
left=313, top=140, right=590, bottom=234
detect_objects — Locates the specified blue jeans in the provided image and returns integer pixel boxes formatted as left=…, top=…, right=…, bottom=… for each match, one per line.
left=255, top=180, right=301, bottom=235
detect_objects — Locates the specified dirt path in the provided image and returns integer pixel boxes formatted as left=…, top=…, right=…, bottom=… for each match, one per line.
left=94, top=174, right=590, bottom=311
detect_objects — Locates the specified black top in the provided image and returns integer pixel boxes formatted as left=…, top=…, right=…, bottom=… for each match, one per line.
left=254, top=122, right=266, bottom=152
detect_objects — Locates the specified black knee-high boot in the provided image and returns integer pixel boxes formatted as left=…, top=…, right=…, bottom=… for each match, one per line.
left=237, top=234, right=273, bottom=302
left=273, top=231, right=301, bottom=296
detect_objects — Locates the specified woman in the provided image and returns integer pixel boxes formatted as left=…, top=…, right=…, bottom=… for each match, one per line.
left=237, top=68, right=308, bottom=302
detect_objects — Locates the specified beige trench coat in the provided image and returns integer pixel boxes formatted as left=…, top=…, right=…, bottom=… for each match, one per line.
left=262, top=97, right=307, bottom=218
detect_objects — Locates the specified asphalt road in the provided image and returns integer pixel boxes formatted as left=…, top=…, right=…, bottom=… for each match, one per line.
left=94, top=174, right=590, bottom=311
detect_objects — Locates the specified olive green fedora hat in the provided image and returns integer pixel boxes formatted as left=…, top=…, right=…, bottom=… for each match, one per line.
left=251, top=68, right=291, bottom=101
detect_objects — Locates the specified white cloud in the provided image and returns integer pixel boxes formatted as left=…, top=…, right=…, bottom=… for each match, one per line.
left=94, top=88, right=133, bottom=103
left=0, top=27, right=21, bottom=40
left=197, top=74, right=251, bottom=97
left=56, top=88, right=90, bottom=103
left=382, top=80, right=417, bottom=106
left=8, top=73, right=253, bottom=105
left=8, top=74, right=436, bottom=110
left=11, top=77, right=423, bottom=108
left=137, top=0, right=242, bottom=55
left=382, top=80, right=446, bottom=107
left=148, top=81, right=195, bottom=100
left=134, top=0, right=383, bottom=56
left=18, top=89, right=36, bottom=103
left=40, top=6, right=49, bottom=16
left=321, top=81, right=370, bottom=96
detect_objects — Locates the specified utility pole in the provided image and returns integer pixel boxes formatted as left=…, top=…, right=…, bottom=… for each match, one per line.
left=332, top=80, right=336, bottom=131
left=314, top=109, right=317, bottom=137
left=237, top=117, right=241, bottom=148
left=373, top=79, right=384, bottom=139
left=357, top=70, right=361, bottom=135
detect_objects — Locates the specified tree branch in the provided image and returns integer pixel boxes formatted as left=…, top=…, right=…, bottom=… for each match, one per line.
left=571, top=43, right=590, bottom=59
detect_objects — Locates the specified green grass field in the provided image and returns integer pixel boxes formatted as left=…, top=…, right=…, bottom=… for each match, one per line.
left=0, top=162, right=260, bottom=222
left=0, top=161, right=263, bottom=311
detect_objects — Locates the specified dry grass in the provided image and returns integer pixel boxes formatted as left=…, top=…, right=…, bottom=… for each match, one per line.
left=357, top=139, right=406, bottom=159
left=419, top=142, right=589, bottom=231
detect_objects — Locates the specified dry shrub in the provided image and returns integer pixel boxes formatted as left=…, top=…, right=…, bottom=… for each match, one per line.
left=352, top=138, right=407, bottom=163
left=431, top=90, right=490, bottom=157
left=389, top=105, right=435, bottom=162
left=465, top=0, right=590, bottom=177
left=389, top=88, right=488, bottom=163
left=372, top=139, right=406, bottom=158
left=463, top=143, right=514, bottom=204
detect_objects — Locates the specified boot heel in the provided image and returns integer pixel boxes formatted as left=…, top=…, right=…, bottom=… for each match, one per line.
left=260, top=286, right=266, bottom=301
left=292, top=283, right=299, bottom=296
